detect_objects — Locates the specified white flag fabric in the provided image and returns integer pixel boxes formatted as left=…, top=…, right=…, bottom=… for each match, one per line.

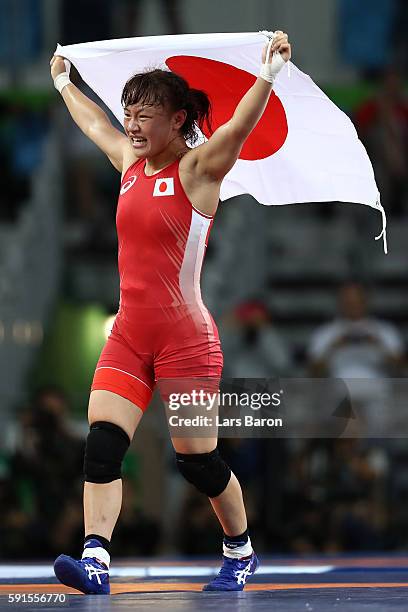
left=56, top=32, right=386, bottom=252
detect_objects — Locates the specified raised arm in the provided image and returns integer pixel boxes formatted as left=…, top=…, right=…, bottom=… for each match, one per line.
left=195, top=31, right=291, bottom=180
left=50, top=55, right=128, bottom=172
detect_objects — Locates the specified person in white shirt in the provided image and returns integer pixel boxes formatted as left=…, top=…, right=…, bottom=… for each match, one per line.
left=308, top=282, right=404, bottom=434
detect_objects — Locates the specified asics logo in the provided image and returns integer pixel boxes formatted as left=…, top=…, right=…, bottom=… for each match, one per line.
left=84, top=563, right=109, bottom=585
left=234, top=561, right=252, bottom=585
left=120, top=175, right=137, bottom=195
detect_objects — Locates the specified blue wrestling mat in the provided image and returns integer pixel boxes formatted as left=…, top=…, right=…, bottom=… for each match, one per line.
left=1, top=555, right=408, bottom=611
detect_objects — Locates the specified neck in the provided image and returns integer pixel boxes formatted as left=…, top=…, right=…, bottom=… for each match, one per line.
left=144, top=137, right=189, bottom=175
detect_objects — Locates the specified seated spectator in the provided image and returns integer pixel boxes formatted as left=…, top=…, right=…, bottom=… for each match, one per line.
left=0, top=101, right=48, bottom=221
left=110, top=477, right=161, bottom=557
left=9, top=386, right=84, bottom=558
left=337, top=0, right=397, bottom=80
left=283, top=438, right=388, bottom=552
left=308, top=282, right=405, bottom=434
left=221, top=300, right=292, bottom=378
left=354, top=68, right=408, bottom=217
left=394, top=0, right=408, bottom=73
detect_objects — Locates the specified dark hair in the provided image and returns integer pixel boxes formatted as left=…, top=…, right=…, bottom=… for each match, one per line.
left=121, top=69, right=212, bottom=144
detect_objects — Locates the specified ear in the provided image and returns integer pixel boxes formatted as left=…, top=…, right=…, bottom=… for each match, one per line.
left=173, top=109, right=187, bottom=130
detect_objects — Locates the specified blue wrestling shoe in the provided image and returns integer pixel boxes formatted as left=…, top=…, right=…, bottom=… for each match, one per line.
left=203, top=551, right=259, bottom=591
left=54, top=539, right=110, bottom=595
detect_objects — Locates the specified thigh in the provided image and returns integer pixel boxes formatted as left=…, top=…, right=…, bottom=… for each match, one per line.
left=170, top=435, right=218, bottom=455
left=162, top=380, right=220, bottom=454
left=88, top=390, right=143, bottom=441
left=91, top=319, right=155, bottom=414
left=153, top=306, right=223, bottom=381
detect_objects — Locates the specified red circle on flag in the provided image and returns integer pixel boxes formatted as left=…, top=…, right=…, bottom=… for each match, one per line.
left=166, top=56, right=288, bottom=160
left=159, top=181, right=167, bottom=192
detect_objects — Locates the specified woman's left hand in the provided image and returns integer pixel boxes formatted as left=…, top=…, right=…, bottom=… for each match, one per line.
left=262, top=31, right=291, bottom=63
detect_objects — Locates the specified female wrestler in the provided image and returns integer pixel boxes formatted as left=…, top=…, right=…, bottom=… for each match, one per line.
left=50, top=31, right=291, bottom=594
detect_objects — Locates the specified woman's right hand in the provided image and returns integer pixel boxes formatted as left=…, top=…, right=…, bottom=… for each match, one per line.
left=50, top=55, right=67, bottom=80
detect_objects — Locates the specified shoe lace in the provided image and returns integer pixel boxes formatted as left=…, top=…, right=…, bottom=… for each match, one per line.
left=82, top=559, right=109, bottom=585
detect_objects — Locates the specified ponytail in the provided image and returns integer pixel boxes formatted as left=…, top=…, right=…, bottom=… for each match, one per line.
left=184, top=88, right=213, bottom=144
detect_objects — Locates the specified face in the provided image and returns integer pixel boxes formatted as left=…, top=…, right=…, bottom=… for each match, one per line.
left=123, top=102, right=186, bottom=156
left=338, top=284, right=368, bottom=320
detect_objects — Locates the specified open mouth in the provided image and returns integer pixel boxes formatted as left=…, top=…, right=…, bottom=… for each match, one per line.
left=131, top=137, right=147, bottom=147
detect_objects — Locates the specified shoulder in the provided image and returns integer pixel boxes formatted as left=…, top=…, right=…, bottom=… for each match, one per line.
left=370, top=318, right=403, bottom=341
left=309, top=320, right=341, bottom=349
left=121, top=141, right=143, bottom=179
left=179, top=145, right=220, bottom=184
left=313, top=320, right=342, bottom=339
left=178, top=146, right=221, bottom=217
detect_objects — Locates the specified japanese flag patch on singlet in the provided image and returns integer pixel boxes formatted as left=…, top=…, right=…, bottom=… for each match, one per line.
left=153, top=178, right=174, bottom=197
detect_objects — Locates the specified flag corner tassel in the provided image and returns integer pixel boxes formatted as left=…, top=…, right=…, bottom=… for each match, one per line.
left=374, top=193, right=388, bottom=254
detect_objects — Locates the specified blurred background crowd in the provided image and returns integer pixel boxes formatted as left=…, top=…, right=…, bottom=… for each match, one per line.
left=0, top=0, right=408, bottom=560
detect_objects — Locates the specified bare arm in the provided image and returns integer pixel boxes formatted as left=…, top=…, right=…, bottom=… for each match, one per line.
left=50, top=56, right=128, bottom=172
left=195, top=32, right=291, bottom=180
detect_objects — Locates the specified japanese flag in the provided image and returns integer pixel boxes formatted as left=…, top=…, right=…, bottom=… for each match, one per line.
left=153, top=177, right=174, bottom=197
left=56, top=32, right=386, bottom=251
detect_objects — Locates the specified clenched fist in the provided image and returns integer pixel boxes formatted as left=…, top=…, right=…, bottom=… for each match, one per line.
left=262, top=31, right=291, bottom=63
left=50, top=55, right=67, bottom=80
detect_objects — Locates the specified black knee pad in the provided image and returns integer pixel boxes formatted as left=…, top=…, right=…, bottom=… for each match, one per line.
left=175, top=448, right=231, bottom=498
left=84, top=421, right=130, bottom=483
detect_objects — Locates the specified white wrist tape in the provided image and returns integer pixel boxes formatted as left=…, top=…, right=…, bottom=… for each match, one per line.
left=259, top=32, right=287, bottom=85
left=54, top=72, right=71, bottom=94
